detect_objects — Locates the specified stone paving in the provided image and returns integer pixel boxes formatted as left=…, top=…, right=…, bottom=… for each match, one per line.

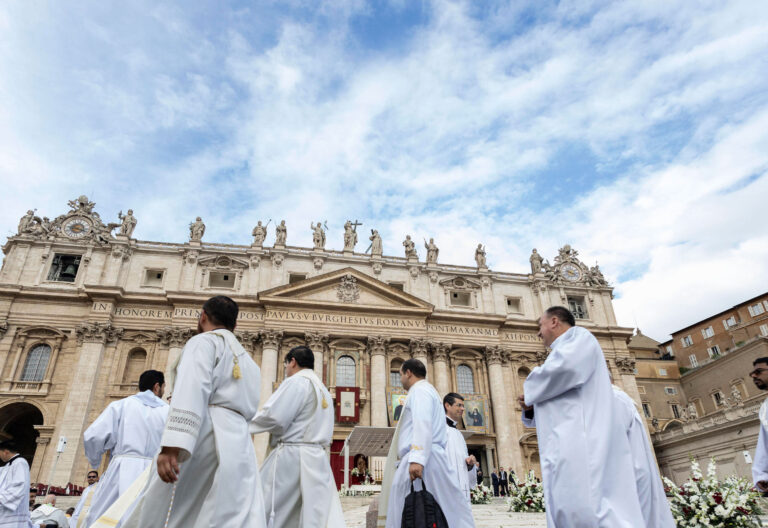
left=342, top=496, right=547, bottom=527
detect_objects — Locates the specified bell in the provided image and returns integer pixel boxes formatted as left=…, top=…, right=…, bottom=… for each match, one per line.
left=61, top=264, right=77, bottom=278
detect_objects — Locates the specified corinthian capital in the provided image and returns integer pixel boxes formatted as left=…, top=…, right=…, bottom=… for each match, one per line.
left=305, top=331, right=329, bottom=352
left=484, top=345, right=505, bottom=365
left=0, top=320, right=8, bottom=339
left=260, top=329, right=283, bottom=349
left=431, top=342, right=451, bottom=363
left=409, top=337, right=430, bottom=358
left=156, top=326, right=195, bottom=347
left=615, top=357, right=636, bottom=374
left=76, top=321, right=124, bottom=344
left=367, top=335, right=390, bottom=357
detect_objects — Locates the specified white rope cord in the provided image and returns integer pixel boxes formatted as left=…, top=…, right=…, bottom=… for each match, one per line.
left=164, top=482, right=178, bottom=528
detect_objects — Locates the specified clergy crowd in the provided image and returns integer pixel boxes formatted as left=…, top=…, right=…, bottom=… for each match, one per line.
left=4, top=298, right=767, bottom=527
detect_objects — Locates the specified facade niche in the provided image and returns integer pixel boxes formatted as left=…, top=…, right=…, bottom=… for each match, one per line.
left=47, top=254, right=81, bottom=282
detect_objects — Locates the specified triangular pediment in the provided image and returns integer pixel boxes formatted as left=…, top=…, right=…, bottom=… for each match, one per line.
left=258, top=267, right=433, bottom=314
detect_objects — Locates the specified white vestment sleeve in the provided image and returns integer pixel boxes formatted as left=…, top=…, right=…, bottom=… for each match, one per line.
left=250, top=377, right=310, bottom=435
left=468, top=465, right=477, bottom=489
left=161, top=335, right=216, bottom=460
left=83, top=402, right=120, bottom=469
left=406, top=389, right=433, bottom=467
left=524, top=330, right=596, bottom=406
left=0, top=460, right=26, bottom=513
left=753, top=423, right=768, bottom=485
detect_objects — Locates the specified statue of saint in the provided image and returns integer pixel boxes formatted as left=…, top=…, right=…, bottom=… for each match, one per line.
left=475, top=244, right=487, bottom=268
left=252, top=221, right=267, bottom=247
left=588, top=265, right=607, bottom=286
left=18, top=210, right=35, bottom=234
left=530, top=248, right=544, bottom=273
left=369, top=230, right=383, bottom=257
left=343, top=220, right=359, bottom=251
left=687, top=402, right=698, bottom=420
left=424, top=238, right=439, bottom=264
left=30, top=217, right=52, bottom=238
left=403, top=235, right=417, bottom=259
left=189, top=217, right=205, bottom=242
left=275, top=220, right=287, bottom=246
left=118, top=209, right=137, bottom=237
left=730, top=385, right=743, bottom=405
left=311, top=222, right=326, bottom=249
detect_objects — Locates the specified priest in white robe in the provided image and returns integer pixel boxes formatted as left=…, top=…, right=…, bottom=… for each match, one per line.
left=250, top=345, right=344, bottom=528
left=612, top=385, right=675, bottom=527
left=750, top=357, right=768, bottom=490
left=519, top=306, right=644, bottom=528
left=68, top=470, right=99, bottom=528
left=382, top=359, right=475, bottom=528
left=443, top=392, right=477, bottom=501
left=121, top=295, right=266, bottom=528
left=0, top=440, right=32, bottom=528
left=82, top=370, right=169, bottom=527
left=30, top=494, right=69, bottom=528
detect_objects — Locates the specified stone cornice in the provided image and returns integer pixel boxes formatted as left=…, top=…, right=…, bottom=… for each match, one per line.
left=75, top=321, right=124, bottom=344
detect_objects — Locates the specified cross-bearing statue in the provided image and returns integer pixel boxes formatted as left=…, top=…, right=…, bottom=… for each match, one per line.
left=475, top=243, right=487, bottom=268
left=189, top=217, right=205, bottom=242
left=311, top=221, right=326, bottom=249
left=403, top=235, right=417, bottom=259
left=343, top=220, right=360, bottom=251
left=275, top=220, right=287, bottom=246
left=252, top=221, right=267, bottom=247
left=424, top=238, right=439, bottom=264
left=118, top=209, right=137, bottom=237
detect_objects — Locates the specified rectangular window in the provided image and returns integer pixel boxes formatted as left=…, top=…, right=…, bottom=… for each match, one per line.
left=389, top=371, right=403, bottom=388
left=288, top=273, right=307, bottom=284
left=642, top=403, right=651, bottom=418
left=701, top=326, right=714, bottom=339
left=707, top=345, right=721, bottom=358
left=664, top=387, right=677, bottom=395
left=671, top=404, right=681, bottom=419
left=666, top=345, right=674, bottom=355
left=637, top=385, right=646, bottom=394
left=749, top=303, right=766, bottom=317
left=689, top=354, right=699, bottom=368
left=713, top=392, right=724, bottom=406
left=505, top=297, right=522, bottom=313
left=723, top=316, right=738, bottom=329
left=47, top=254, right=81, bottom=282
left=143, top=269, right=165, bottom=287
left=760, top=324, right=768, bottom=337
left=450, top=291, right=472, bottom=307
left=388, top=282, right=404, bottom=291
left=681, top=335, right=693, bottom=347
left=567, top=297, right=588, bottom=319
left=659, top=368, right=668, bottom=376
left=208, top=272, right=234, bottom=289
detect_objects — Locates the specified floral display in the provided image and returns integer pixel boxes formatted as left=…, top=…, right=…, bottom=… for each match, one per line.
left=663, top=457, right=762, bottom=527
left=470, top=484, right=494, bottom=504
left=507, top=470, right=546, bottom=513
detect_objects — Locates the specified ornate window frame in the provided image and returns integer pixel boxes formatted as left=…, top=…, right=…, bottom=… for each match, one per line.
left=4, top=327, right=66, bottom=395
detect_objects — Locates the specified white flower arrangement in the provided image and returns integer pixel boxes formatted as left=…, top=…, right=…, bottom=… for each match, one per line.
left=470, top=484, right=494, bottom=504
left=507, top=470, right=546, bottom=513
left=662, top=457, right=762, bottom=527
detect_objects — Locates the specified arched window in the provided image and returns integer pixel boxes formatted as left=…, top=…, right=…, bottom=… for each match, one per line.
left=390, top=359, right=404, bottom=388
left=20, top=344, right=51, bottom=382
left=336, top=355, right=356, bottom=387
left=456, top=364, right=475, bottom=394
left=123, top=348, right=147, bottom=385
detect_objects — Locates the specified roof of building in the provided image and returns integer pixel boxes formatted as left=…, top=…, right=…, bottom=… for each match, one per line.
left=627, top=329, right=661, bottom=351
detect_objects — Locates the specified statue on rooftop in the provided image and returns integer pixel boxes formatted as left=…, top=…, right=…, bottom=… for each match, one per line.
left=424, top=238, right=439, bottom=264
left=189, top=217, right=205, bottom=242
left=403, top=235, right=417, bottom=259
left=118, top=209, right=137, bottom=237
left=475, top=244, right=487, bottom=268
left=252, top=221, right=267, bottom=247
left=369, top=229, right=383, bottom=257
left=530, top=248, right=544, bottom=273
left=311, top=221, right=326, bottom=250
left=275, top=220, right=287, bottom=246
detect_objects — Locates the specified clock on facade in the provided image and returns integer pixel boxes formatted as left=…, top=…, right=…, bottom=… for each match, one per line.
left=63, top=217, right=92, bottom=238
left=560, top=263, right=582, bottom=282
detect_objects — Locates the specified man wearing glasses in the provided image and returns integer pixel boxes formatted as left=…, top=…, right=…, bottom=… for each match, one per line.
left=68, top=470, right=99, bottom=528
left=750, top=358, right=768, bottom=493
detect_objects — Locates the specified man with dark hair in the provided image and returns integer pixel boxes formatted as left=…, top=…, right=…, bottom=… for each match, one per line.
left=0, top=440, right=32, bottom=527
left=443, top=392, right=477, bottom=502
left=517, top=306, right=644, bottom=527
left=381, top=360, right=475, bottom=527
left=68, top=470, right=99, bottom=528
left=498, top=466, right=509, bottom=497
left=82, top=369, right=168, bottom=526
left=751, top=357, right=768, bottom=492
left=120, top=295, right=267, bottom=527
left=250, top=345, right=344, bottom=527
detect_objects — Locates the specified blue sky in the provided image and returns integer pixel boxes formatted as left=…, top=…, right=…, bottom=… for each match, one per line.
left=1, top=0, right=767, bottom=340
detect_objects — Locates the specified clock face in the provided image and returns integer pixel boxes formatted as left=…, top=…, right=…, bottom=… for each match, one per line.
left=63, top=217, right=92, bottom=238
left=561, top=263, right=582, bottom=282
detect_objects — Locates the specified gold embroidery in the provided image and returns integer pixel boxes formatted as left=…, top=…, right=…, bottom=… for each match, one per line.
left=321, top=396, right=329, bottom=409
left=411, top=444, right=423, bottom=450
left=232, top=356, right=242, bottom=379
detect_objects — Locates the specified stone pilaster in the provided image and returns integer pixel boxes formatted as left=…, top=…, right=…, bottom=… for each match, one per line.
left=367, top=336, right=390, bottom=427
left=254, top=329, right=283, bottom=461
left=54, top=322, right=123, bottom=485
left=304, top=331, right=329, bottom=380
left=431, top=342, right=451, bottom=397
left=157, top=326, right=196, bottom=400
left=485, top=345, right=514, bottom=469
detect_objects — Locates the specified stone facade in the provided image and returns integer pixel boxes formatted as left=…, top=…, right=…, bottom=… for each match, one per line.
left=0, top=196, right=637, bottom=487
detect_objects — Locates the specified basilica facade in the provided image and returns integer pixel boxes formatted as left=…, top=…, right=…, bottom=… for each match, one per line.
left=0, top=196, right=640, bottom=488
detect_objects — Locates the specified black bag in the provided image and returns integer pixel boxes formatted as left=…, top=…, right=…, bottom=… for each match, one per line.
left=401, top=478, right=449, bottom=528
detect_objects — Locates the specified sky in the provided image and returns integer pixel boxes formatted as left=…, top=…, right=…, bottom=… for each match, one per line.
left=1, top=0, right=766, bottom=341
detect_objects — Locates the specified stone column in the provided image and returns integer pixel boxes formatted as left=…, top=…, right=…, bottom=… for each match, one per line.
left=367, top=336, right=390, bottom=427
left=157, top=326, right=195, bottom=401
left=254, top=329, right=282, bottom=462
left=485, top=345, right=514, bottom=469
left=53, top=322, right=123, bottom=485
left=305, top=332, right=329, bottom=381
left=409, top=338, right=430, bottom=378
left=431, top=342, right=451, bottom=397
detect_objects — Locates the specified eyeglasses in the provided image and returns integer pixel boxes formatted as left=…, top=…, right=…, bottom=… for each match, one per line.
left=750, top=368, right=768, bottom=376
